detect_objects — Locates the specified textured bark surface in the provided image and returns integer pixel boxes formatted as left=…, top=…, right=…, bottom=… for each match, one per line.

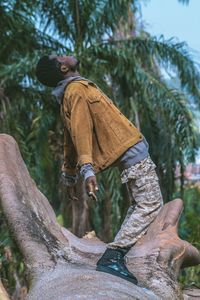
left=0, top=134, right=200, bottom=300
left=183, top=287, right=200, bottom=299
left=0, top=280, right=10, bottom=300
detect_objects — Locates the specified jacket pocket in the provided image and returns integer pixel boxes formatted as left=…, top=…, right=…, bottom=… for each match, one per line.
left=88, top=95, right=107, bottom=115
left=88, top=95, right=101, bottom=103
left=109, top=120, right=127, bottom=142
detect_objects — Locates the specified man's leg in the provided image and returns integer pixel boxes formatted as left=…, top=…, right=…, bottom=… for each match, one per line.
left=109, top=155, right=163, bottom=248
left=96, top=156, right=163, bottom=284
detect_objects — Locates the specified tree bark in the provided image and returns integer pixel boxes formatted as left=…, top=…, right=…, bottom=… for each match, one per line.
left=100, top=182, right=112, bottom=242
left=0, top=134, right=199, bottom=300
left=0, top=280, right=10, bottom=300
left=71, top=177, right=92, bottom=237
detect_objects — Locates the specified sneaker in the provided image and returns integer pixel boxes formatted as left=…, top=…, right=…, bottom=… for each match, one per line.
left=96, top=248, right=138, bottom=285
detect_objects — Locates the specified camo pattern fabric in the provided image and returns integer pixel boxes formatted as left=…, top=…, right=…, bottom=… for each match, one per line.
left=108, top=155, right=163, bottom=249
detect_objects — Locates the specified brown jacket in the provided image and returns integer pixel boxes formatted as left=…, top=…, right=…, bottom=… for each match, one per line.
left=61, top=80, right=142, bottom=175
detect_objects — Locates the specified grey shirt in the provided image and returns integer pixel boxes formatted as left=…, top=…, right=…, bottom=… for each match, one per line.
left=80, top=139, right=149, bottom=181
left=52, top=76, right=92, bottom=104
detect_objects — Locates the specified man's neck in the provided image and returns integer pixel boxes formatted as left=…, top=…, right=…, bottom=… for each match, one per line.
left=64, top=71, right=80, bottom=78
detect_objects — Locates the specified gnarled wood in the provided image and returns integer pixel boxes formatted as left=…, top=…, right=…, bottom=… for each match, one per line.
left=0, top=134, right=199, bottom=300
left=0, top=280, right=10, bottom=300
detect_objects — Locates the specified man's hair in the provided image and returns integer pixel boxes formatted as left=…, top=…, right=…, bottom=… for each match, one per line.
left=36, top=55, right=64, bottom=87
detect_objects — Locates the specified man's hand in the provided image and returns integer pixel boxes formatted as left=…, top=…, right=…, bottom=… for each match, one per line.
left=85, top=176, right=99, bottom=201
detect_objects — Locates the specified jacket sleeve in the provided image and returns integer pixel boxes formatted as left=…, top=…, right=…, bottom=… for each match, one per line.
left=69, top=92, right=93, bottom=167
left=61, top=126, right=77, bottom=175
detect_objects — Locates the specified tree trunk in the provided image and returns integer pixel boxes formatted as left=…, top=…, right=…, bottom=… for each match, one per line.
left=100, top=182, right=112, bottom=242
left=71, top=177, right=92, bottom=237
left=0, top=134, right=199, bottom=300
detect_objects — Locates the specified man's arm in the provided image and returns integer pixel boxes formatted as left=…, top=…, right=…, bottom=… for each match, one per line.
left=59, top=125, right=78, bottom=201
left=69, top=93, right=93, bottom=166
left=80, top=163, right=98, bottom=201
left=67, top=91, right=98, bottom=196
left=62, top=126, right=77, bottom=175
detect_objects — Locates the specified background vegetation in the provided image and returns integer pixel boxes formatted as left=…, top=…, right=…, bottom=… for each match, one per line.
left=0, top=0, right=199, bottom=298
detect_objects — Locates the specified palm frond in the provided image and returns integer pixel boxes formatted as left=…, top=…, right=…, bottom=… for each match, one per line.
left=86, top=36, right=200, bottom=102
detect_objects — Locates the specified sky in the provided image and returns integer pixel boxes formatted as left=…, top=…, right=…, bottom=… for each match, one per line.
left=141, top=0, right=200, bottom=163
left=141, top=0, right=200, bottom=63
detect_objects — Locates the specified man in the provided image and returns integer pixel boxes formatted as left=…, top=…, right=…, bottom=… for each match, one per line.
left=36, top=55, right=163, bottom=285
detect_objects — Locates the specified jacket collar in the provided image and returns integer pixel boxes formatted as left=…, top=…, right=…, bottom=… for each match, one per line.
left=52, top=76, right=90, bottom=104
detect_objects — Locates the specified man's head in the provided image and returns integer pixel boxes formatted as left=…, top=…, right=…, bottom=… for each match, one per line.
left=36, top=55, right=79, bottom=87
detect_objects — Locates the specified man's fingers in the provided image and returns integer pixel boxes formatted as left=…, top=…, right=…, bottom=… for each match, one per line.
left=88, top=191, right=98, bottom=202
left=92, top=178, right=99, bottom=192
left=87, top=181, right=94, bottom=193
left=94, top=184, right=99, bottom=191
left=86, top=177, right=96, bottom=191
left=86, top=176, right=99, bottom=198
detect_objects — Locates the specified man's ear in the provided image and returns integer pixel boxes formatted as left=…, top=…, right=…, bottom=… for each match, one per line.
left=60, top=64, right=69, bottom=73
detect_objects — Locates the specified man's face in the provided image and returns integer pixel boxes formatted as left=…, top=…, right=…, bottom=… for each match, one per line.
left=50, top=55, right=79, bottom=69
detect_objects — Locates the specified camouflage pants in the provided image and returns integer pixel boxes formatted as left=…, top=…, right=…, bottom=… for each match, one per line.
left=108, top=155, right=163, bottom=249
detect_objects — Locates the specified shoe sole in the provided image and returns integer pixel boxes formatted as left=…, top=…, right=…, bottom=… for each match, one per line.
left=96, top=265, right=138, bottom=285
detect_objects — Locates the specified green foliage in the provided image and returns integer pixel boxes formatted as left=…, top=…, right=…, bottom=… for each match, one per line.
left=0, top=212, right=26, bottom=296
left=95, top=167, right=123, bottom=239
left=1, top=0, right=199, bottom=203
left=178, top=186, right=200, bottom=286
left=179, top=186, right=200, bottom=249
